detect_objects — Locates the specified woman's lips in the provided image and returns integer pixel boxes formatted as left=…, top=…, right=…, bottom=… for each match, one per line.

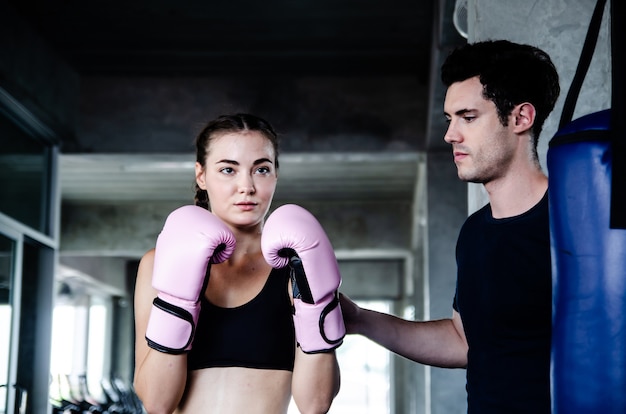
left=235, top=202, right=257, bottom=211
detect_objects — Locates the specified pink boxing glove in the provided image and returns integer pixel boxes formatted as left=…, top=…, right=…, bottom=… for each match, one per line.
left=262, top=204, right=345, bottom=353
left=145, top=205, right=235, bottom=354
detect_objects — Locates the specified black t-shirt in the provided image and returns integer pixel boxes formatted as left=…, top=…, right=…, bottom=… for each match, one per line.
left=453, top=192, right=552, bottom=413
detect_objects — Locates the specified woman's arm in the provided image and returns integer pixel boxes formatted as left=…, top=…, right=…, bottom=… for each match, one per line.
left=340, top=293, right=468, bottom=369
left=291, top=347, right=341, bottom=414
left=133, top=249, right=188, bottom=414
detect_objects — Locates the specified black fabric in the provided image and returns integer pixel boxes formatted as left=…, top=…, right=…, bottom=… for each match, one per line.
left=610, top=0, right=626, bottom=228
left=453, top=192, right=552, bottom=413
left=187, top=266, right=296, bottom=372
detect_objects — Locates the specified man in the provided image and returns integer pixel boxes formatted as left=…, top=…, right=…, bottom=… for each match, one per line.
left=340, top=40, right=560, bottom=413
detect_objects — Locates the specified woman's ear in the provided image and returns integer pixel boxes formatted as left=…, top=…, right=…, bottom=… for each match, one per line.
left=513, top=102, right=536, bottom=134
left=195, top=162, right=207, bottom=190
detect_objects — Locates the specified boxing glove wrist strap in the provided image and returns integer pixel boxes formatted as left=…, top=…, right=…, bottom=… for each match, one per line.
left=293, top=293, right=345, bottom=354
left=145, top=294, right=199, bottom=354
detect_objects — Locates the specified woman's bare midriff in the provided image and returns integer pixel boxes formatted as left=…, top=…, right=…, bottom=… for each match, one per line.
left=176, top=366, right=293, bottom=414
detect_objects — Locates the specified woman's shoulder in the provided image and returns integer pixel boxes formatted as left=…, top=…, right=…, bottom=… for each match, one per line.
left=136, top=248, right=156, bottom=286
left=139, top=247, right=155, bottom=263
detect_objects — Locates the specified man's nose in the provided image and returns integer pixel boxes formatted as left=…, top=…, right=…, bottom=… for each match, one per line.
left=444, top=121, right=461, bottom=144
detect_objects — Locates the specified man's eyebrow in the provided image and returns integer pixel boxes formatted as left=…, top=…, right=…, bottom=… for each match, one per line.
left=444, top=108, right=476, bottom=117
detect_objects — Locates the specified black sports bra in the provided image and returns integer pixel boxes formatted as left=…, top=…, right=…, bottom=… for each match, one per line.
left=187, top=266, right=295, bottom=371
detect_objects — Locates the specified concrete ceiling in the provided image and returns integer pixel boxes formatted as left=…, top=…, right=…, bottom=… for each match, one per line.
left=59, top=152, right=423, bottom=204
left=9, top=0, right=436, bottom=78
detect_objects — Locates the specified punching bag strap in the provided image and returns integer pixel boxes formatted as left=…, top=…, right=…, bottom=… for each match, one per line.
left=557, top=0, right=625, bottom=229
left=610, top=0, right=626, bottom=229
left=558, top=0, right=607, bottom=129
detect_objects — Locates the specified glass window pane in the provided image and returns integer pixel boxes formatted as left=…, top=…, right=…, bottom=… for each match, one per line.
left=0, top=111, right=52, bottom=234
left=0, top=307, right=10, bottom=411
left=50, top=304, right=77, bottom=376
left=50, top=283, right=114, bottom=408
left=87, top=296, right=108, bottom=403
left=288, top=300, right=392, bottom=414
left=0, top=234, right=15, bottom=413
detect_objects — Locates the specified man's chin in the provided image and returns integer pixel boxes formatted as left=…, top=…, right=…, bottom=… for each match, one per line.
left=457, top=172, right=483, bottom=184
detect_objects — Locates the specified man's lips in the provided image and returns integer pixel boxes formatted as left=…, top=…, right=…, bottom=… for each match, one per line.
left=453, top=151, right=468, bottom=162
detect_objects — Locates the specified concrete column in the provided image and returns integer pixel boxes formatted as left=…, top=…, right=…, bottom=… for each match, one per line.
left=425, top=152, right=468, bottom=414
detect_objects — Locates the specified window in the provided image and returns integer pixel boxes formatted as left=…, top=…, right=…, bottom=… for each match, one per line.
left=0, top=111, right=54, bottom=236
left=0, top=84, right=60, bottom=413
left=49, top=283, right=112, bottom=406
left=0, top=232, right=16, bottom=414
left=86, top=296, right=110, bottom=403
left=0, top=305, right=10, bottom=412
left=288, top=300, right=392, bottom=414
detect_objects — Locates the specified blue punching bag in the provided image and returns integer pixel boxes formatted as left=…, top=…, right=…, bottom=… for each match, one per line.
left=548, top=0, right=626, bottom=412
left=549, top=110, right=626, bottom=412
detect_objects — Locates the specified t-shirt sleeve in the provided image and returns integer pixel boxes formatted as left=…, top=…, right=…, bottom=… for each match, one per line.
left=452, top=287, right=459, bottom=312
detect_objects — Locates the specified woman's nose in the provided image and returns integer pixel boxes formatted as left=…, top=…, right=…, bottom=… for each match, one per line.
left=238, top=175, right=256, bottom=194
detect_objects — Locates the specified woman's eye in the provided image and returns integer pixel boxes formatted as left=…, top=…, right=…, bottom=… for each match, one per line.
left=220, top=167, right=235, bottom=174
left=256, top=166, right=271, bottom=174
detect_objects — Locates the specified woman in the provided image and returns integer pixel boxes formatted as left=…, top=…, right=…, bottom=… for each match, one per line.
left=133, top=113, right=341, bottom=414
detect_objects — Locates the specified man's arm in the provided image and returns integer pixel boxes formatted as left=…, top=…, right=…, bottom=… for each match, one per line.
left=340, top=293, right=468, bottom=369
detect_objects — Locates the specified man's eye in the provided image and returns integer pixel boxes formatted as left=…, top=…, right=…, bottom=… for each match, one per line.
left=463, top=116, right=476, bottom=122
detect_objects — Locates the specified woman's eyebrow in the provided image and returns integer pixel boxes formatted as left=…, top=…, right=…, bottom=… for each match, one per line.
left=254, top=158, right=273, bottom=165
left=215, top=158, right=273, bottom=165
left=215, top=159, right=238, bottom=165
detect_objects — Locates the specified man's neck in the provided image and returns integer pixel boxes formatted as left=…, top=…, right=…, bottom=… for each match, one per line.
left=484, top=171, right=548, bottom=219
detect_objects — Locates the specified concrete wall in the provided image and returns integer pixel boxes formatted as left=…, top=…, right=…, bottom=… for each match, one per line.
left=70, top=75, right=427, bottom=154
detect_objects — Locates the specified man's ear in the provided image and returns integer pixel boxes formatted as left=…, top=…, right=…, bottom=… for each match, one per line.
left=195, top=162, right=207, bottom=190
left=513, top=102, right=536, bottom=134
